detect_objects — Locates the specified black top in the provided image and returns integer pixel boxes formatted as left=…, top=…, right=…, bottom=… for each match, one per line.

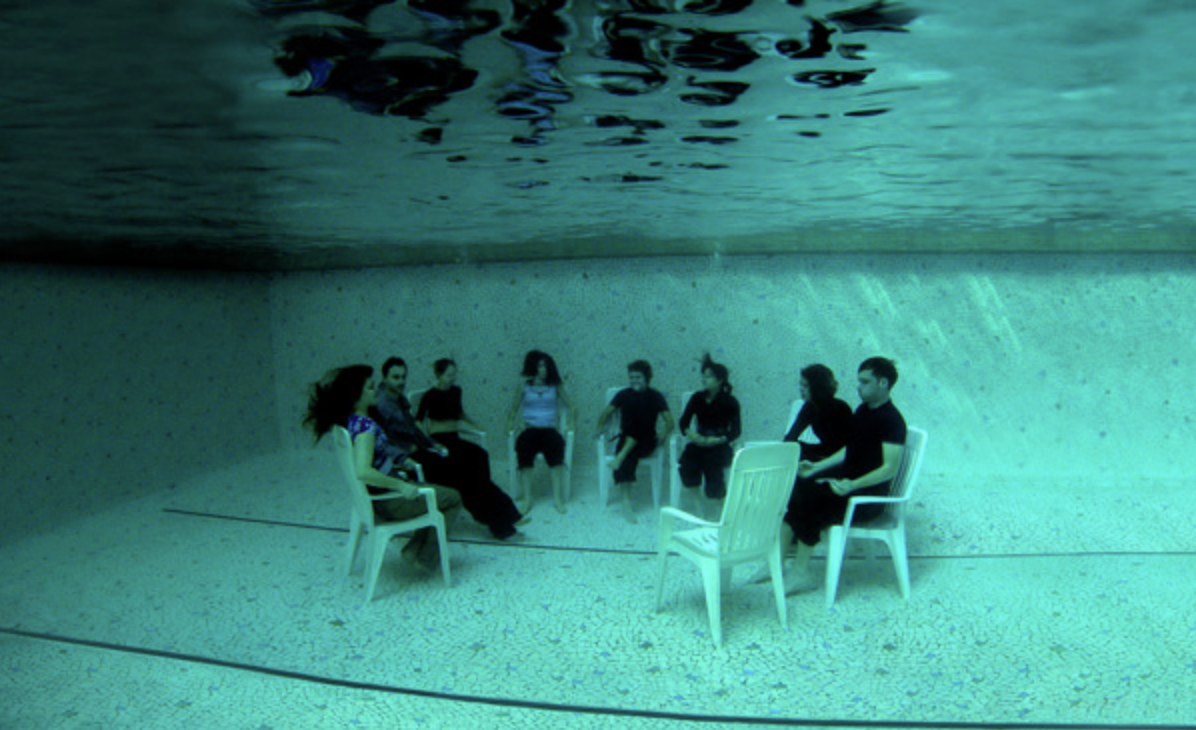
left=783, top=398, right=853, bottom=462
left=842, top=400, right=907, bottom=480
left=416, top=385, right=464, bottom=422
left=610, top=387, right=669, bottom=442
left=679, top=390, right=741, bottom=442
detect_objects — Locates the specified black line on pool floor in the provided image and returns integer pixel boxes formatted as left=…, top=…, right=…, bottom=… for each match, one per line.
left=3, top=627, right=1189, bottom=730
left=162, top=508, right=1196, bottom=560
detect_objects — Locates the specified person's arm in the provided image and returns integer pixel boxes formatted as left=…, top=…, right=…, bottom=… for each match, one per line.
left=595, top=403, right=617, bottom=436
left=657, top=409, right=675, bottom=441
left=798, top=446, right=846, bottom=478
left=784, top=404, right=811, bottom=443
left=725, top=397, right=741, bottom=443
left=353, top=430, right=419, bottom=498
left=828, top=442, right=903, bottom=496
left=679, top=394, right=701, bottom=443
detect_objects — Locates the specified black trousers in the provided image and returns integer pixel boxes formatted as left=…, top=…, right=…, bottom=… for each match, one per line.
left=783, top=467, right=889, bottom=546
left=678, top=442, right=733, bottom=499
left=413, top=433, right=522, bottom=539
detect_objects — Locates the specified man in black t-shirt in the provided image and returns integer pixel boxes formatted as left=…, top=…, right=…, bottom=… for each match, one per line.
left=772, top=357, right=907, bottom=594
left=595, top=360, right=675, bottom=523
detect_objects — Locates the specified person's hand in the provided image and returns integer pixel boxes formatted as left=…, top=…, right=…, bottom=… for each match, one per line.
left=797, top=460, right=815, bottom=477
left=827, top=479, right=854, bottom=496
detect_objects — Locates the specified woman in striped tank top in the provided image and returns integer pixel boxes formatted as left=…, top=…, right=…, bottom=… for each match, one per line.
left=508, top=350, right=574, bottom=514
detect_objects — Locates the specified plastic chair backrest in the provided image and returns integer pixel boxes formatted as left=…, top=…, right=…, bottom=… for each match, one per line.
left=717, top=443, right=802, bottom=563
left=883, top=427, right=927, bottom=514
left=333, top=426, right=377, bottom=528
left=601, top=386, right=623, bottom=438
left=784, top=399, right=804, bottom=436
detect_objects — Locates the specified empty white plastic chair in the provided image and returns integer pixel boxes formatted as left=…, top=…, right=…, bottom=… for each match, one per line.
left=596, top=386, right=667, bottom=509
left=332, top=426, right=450, bottom=600
left=655, top=443, right=802, bottom=647
left=823, top=427, right=927, bottom=607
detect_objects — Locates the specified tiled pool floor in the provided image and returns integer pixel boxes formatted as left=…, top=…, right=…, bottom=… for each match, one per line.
left=3, top=449, right=1194, bottom=729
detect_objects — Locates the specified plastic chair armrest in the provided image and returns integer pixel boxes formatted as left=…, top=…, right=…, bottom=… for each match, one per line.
left=368, top=490, right=406, bottom=501
left=659, top=506, right=718, bottom=528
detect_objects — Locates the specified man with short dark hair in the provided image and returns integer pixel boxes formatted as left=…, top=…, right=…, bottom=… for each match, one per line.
left=776, top=356, right=907, bottom=594
left=374, top=357, right=524, bottom=540
left=596, top=360, right=674, bottom=523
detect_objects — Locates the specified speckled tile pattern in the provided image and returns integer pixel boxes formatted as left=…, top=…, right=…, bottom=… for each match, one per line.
left=5, top=253, right=1196, bottom=728
left=3, top=451, right=1196, bottom=729
left=0, top=264, right=280, bottom=545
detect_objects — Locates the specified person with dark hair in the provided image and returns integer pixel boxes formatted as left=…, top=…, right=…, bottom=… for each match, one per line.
left=777, top=356, right=907, bottom=594
left=375, top=357, right=524, bottom=540
left=783, top=364, right=853, bottom=462
left=747, top=363, right=852, bottom=585
left=509, top=350, right=574, bottom=514
left=595, top=359, right=674, bottom=523
left=677, top=353, right=741, bottom=508
left=414, top=358, right=525, bottom=538
left=303, top=365, right=461, bottom=569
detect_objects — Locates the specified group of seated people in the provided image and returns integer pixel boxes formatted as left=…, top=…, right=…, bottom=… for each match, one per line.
left=303, top=349, right=907, bottom=594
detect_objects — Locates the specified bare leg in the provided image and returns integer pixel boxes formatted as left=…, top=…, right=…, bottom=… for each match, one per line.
left=784, top=541, right=818, bottom=595
left=550, top=465, right=567, bottom=514
left=619, top=482, right=637, bottom=524
left=609, top=435, right=637, bottom=472
left=749, top=522, right=798, bottom=584
left=516, top=468, right=532, bottom=514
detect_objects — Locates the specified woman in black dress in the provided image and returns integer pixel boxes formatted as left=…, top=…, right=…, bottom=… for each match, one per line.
left=416, top=358, right=525, bottom=539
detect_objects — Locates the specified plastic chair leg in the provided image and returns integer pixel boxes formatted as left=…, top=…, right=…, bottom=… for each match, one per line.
left=435, top=521, right=452, bottom=588
left=700, top=562, right=724, bottom=647
left=345, top=519, right=362, bottom=575
left=654, top=551, right=671, bottom=612
left=365, top=534, right=388, bottom=602
left=824, top=526, right=848, bottom=608
left=769, top=547, right=788, bottom=630
left=888, top=529, right=910, bottom=599
left=650, top=457, right=663, bottom=510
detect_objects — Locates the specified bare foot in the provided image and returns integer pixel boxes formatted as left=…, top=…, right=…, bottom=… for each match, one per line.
left=517, top=499, right=532, bottom=515
left=516, top=514, right=532, bottom=526
left=783, top=570, right=819, bottom=595
left=554, top=500, right=567, bottom=515
left=622, top=501, right=637, bottom=525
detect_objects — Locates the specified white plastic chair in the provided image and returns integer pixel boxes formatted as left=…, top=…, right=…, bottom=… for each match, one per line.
left=332, top=426, right=450, bottom=601
left=408, top=388, right=487, bottom=449
left=507, top=408, right=575, bottom=502
left=596, top=386, right=667, bottom=509
left=823, top=427, right=927, bottom=607
left=655, top=443, right=802, bottom=647
left=668, top=391, right=734, bottom=508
